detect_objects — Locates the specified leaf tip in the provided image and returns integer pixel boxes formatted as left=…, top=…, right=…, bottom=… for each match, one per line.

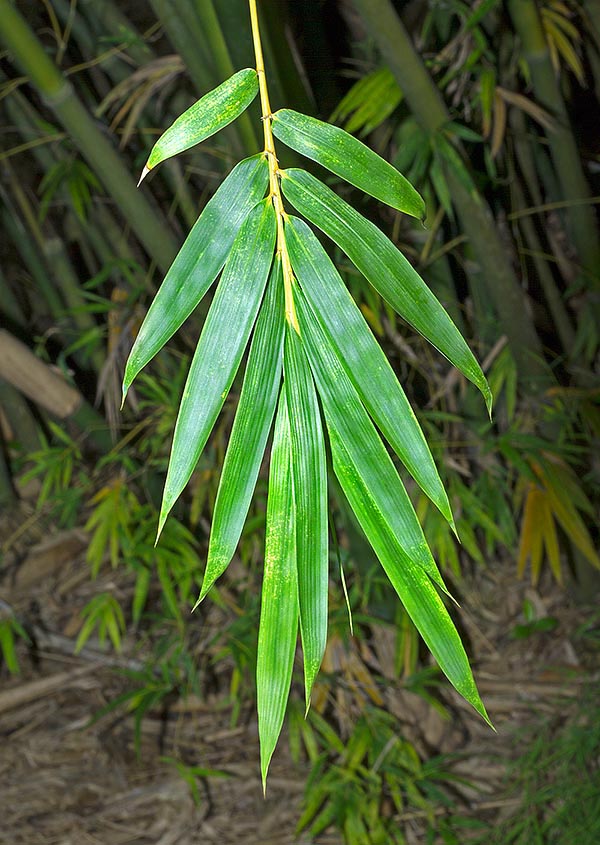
left=450, top=516, right=460, bottom=542
left=484, top=384, right=494, bottom=420
left=192, top=583, right=209, bottom=612
left=155, top=512, right=167, bottom=546
left=137, top=165, right=150, bottom=187
left=260, top=762, right=269, bottom=797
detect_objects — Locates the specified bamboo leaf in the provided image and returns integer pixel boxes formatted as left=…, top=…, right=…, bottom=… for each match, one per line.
left=544, top=482, right=600, bottom=569
left=517, top=484, right=536, bottom=579
left=280, top=168, right=492, bottom=415
left=324, top=413, right=488, bottom=726
left=197, top=259, right=285, bottom=604
left=295, top=290, right=449, bottom=597
left=140, top=69, right=259, bottom=180
left=529, top=490, right=545, bottom=586
left=123, top=154, right=268, bottom=400
left=257, top=392, right=298, bottom=792
left=541, top=496, right=562, bottom=585
left=285, top=216, right=454, bottom=529
left=158, top=198, right=276, bottom=536
left=284, top=325, right=328, bottom=706
left=329, top=419, right=490, bottom=723
left=272, top=109, right=424, bottom=219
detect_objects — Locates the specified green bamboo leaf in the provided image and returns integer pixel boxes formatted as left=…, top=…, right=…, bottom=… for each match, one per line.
left=284, top=325, right=328, bottom=707
left=139, top=69, right=259, bottom=181
left=272, top=109, right=424, bottom=219
left=123, top=154, right=268, bottom=400
left=295, top=290, right=449, bottom=597
left=196, top=259, right=285, bottom=605
left=158, top=198, right=276, bottom=537
left=281, top=168, right=492, bottom=415
left=285, top=216, right=454, bottom=530
left=257, top=392, right=299, bottom=792
left=328, top=422, right=490, bottom=725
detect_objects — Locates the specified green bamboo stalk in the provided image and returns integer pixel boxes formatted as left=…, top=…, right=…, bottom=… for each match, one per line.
left=44, top=235, right=105, bottom=370
left=584, top=0, right=600, bottom=45
left=350, top=0, right=548, bottom=388
left=0, top=378, right=42, bottom=454
left=78, top=0, right=155, bottom=67
left=192, top=0, right=259, bottom=152
left=510, top=109, right=575, bottom=352
left=4, top=161, right=104, bottom=373
left=508, top=0, right=600, bottom=287
left=53, top=0, right=199, bottom=231
left=149, top=0, right=246, bottom=160
left=0, top=205, right=64, bottom=320
left=0, top=0, right=178, bottom=275
left=1, top=80, right=153, bottom=304
left=0, top=429, right=16, bottom=506
left=0, top=267, right=26, bottom=330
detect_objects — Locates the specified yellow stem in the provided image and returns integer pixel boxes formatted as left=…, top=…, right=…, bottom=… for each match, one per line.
left=249, top=0, right=299, bottom=332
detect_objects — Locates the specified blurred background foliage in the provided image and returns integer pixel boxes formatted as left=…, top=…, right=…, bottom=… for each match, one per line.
left=0, top=0, right=599, bottom=842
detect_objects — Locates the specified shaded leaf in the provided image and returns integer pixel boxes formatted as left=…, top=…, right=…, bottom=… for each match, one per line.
left=284, top=325, right=328, bottom=706
left=158, top=198, right=276, bottom=535
left=330, top=66, right=403, bottom=137
left=123, top=154, right=269, bottom=399
left=272, top=109, right=424, bottom=218
left=280, top=167, right=492, bottom=414
left=285, top=216, right=454, bottom=528
left=257, top=393, right=298, bottom=791
left=197, top=259, right=285, bottom=603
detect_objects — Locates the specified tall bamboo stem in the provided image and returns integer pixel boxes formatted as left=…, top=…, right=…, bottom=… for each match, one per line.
left=508, top=0, right=600, bottom=287
left=0, top=431, right=16, bottom=506
left=510, top=109, right=575, bottom=352
left=0, top=0, right=178, bottom=275
left=350, top=0, right=548, bottom=389
left=193, top=0, right=259, bottom=153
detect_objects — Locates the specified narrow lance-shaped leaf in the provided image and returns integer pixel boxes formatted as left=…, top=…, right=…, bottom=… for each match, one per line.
left=196, top=259, right=285, bottom=605
left=158, top=198, right=276, bottom=537
left=295, top=290, right=449, bottom=597
left=284, top=325, right=328, bottom=707
left=139, top=69, right=259, bottom=182
left=123, top=154, right=268, bottom=400
left=328, top=423, right=490, bottom=725
left=281, top=167, right=492, bottom=415
left=257, top=392, right=298, bottom=792
left=286, top=216, right=454, bottom=530
left=272, top=108, right=425, bottom=219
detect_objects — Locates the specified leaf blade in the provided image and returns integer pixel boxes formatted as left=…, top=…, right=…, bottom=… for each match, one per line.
left=123, top=154, right=269, bottom=399
left=286, top=215, right=454, bottom=528
left=158, top=198, right=277, bottom=535
left=272, top=108, right=424, bottom=218
left=197, top=258, right=285, bottom=603
left=257, top=392, right=298, bottom=791
left=284, top=325, right=328, bottom=706
left=281, top=168, right=492, bottom=415
left=295, top=289, right=449, bottom=596
left=329, top=423, right=489, bottom=724
left=143, top=69, right=258, bottom=175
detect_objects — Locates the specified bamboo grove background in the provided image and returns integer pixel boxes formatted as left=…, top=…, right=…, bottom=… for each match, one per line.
left=0, top=0, right=600, bottom=840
